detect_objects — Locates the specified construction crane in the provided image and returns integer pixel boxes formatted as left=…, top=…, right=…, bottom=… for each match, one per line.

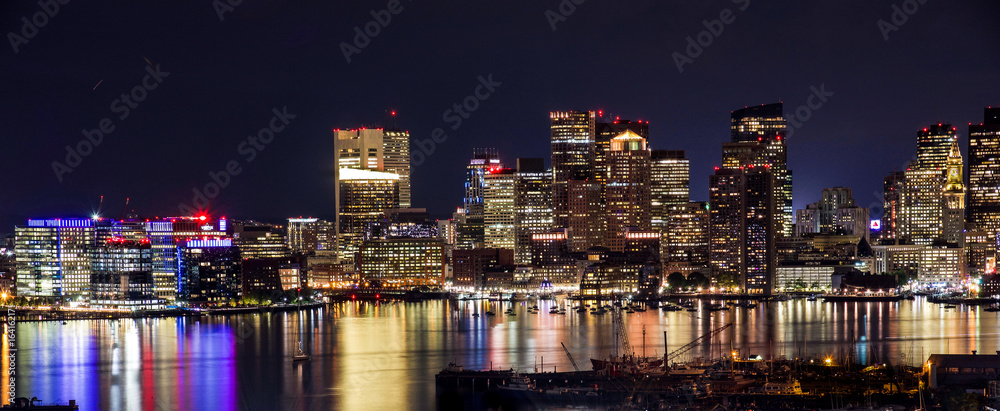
left=561, top=342, right=580, bottom=372
left=666, top=322, right=733, bottom=364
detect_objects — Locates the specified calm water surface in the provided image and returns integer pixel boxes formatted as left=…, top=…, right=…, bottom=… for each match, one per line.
left=4, top=297, right=997, bottom=410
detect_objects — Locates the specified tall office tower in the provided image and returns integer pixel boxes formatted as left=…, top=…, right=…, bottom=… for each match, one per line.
left=742, top=168, right=777, bottom=295
left=818, top=187, right=854, bottom=232
left=663, top=202, right=710, bottom=276
left=551, top=110, right=597, bottom=249
left=382, top=129, right=412, bottom=208
left=178, top=238, right=242, bottom=302
left=727, top=103, right=792, bottom=237
left=901, top=164, right=944, bottom=245
left=835, top=206, right=871, bottom=240
left=337, top=168, right=400, bottom=263
left=650, top=150, right=690, bottom=230
left=514, top=158, right=553, bottom=265
left=595, top=119, right=649, bottom=212
left=90, top=238, right=156, bottom=308
left=709, top=169, right=743, bottom=286
left=232, top=221, right=290, bottom=260
left=605, top=130, right=652, bottom=250
left=15, top=218, right=94, bottom=300
left=483, top=168, right=517, bottom=250
left=144, top=216, right=228, bottom=301
left=968, top=107, right=1000, bottom=235
left=916, top=124, right=958, bottom=170
left=882, top=171, right=906, bottom=241
left=334, top=128, right=385, bottom=170
left=943, top=139, right=966, bottom=246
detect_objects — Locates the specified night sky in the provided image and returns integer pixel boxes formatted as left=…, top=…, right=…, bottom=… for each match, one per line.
left=2, top=0, right=999, bottom=234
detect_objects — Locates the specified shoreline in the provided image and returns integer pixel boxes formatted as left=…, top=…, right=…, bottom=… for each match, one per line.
left=5, top=302, right=326, bottom=322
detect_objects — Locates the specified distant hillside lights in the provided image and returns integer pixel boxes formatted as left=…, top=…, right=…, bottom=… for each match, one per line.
left=51, top=64, right=170, bottom=183
left=177, top=107, right=296, bottom=215
left=411, top=74, right=502, bottom=166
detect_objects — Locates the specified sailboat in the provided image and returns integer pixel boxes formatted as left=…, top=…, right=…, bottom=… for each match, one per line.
left=293, top=339, right=311, bottom=362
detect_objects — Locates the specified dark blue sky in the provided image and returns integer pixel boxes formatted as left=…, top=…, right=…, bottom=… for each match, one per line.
left=2, top=0, right=998, bottom=233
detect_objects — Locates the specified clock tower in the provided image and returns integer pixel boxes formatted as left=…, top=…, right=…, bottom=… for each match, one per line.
left=943, top=139, right=966, bottom=246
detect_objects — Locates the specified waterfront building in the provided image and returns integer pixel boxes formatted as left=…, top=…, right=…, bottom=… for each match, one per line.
left=451, top=248, right=514, bottom=289
left=968, top=107, right=1000, bottom=235
left=15, top=218, right=94, bottom=301
left=178, top=238, right=242, bottom=303
left=232, top=221, right=290, bottom=260
left=242, top=255, right=307, bottom=295
left=530, top=228, right=578, bottom=286
left=357, top=238, right=445, bottom=287
left=709, top=168, right=743, bottom=286
left=144, top=216, right=227, bottom=301
left=579, top=262, right=641, bottom=297
left=775, top=260, right=863, bottom=292
left=89, top=238, right=159, bottom=309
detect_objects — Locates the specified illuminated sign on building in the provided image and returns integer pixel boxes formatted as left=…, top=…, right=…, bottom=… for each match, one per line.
left=185, top=239, right=233, bottom=248
left=870, top=220, right=881, bottom=230
left=27, top=219, right=93, bottom=228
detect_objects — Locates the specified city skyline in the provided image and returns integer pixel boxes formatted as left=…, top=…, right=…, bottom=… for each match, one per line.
left=2, top=1, right=999, bottom=233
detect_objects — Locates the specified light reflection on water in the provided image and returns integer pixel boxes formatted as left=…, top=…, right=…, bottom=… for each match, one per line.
left=5, top=297, right=998, bottom=410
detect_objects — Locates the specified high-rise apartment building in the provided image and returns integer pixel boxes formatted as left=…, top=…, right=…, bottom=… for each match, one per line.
left=916, top=124, right=958, bottom=170
left=709, top=169, right=743, bottom=286
left=900, top=165, right=944, bottom=245
left=968, top=107, right=1000, bottom=235
left=650, top=150, right=690, bottom=230
left=605, top=130, right=652, bottom=250
left=663, top=202, right=710, bottom=276
left=881, top=171, right=905, bottom=241
left=708, top=167, right=777, bottom=294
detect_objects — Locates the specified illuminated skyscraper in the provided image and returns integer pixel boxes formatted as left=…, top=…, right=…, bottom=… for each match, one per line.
left=357, top=238, right=445, bottom=287
left=943, top=139, right=966, bottom=246
left=513, top=158, right=553, bottom=265
left=338, top=168, right=400, bottom=263
left=708, top=166, right=777, bottom=294
left=550, top=111, right=598, bottom=250
left=727, top=103, right=792, bottom=237
left=650, top=150, right=690, bottom=230
left=15, top=218, right=94, bottom=300
left=383, top=129, right=412, bottom=208
left=484, top=167, right=517, bottom=250
left=287, top=218, right=335, bottom=253
left=709, top=169, right=743, bottom=285
left=90, top=238, right=157, bottom=309
left=968, top=107, right=1000, bottom=235
left=334, top=128, right=384, bottom=170
left=459, top=149, right=501, bottom=250
left=605, top=130, right=652, bottom=251
left=916, top=123, right=958, bottom=170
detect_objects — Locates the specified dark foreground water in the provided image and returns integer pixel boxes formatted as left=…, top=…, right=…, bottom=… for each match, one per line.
left=4, top=297, right=998, bottom=410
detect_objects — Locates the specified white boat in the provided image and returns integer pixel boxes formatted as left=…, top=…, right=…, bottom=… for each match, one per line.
left=498, top=373, right=535, bottom=391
